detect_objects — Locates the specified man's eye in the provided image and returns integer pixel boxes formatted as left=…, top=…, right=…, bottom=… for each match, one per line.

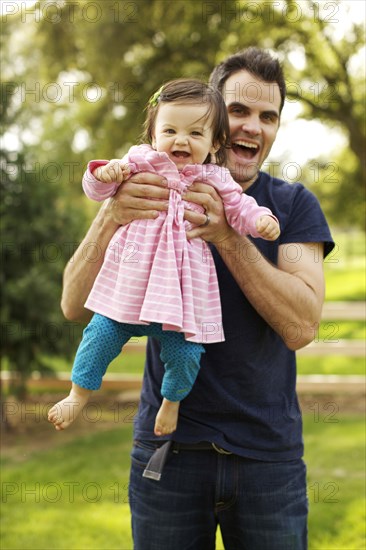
left=262, top=113, right=277, bottom=123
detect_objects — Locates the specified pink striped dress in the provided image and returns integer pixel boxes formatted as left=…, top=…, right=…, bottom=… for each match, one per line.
left=83, top=145, right=276, bottom=344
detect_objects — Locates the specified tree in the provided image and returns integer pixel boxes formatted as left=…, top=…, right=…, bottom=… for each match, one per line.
left=0, top=91, right=84, bottom=397
left=21, top=0, right=363, bottom=228
left=1, top=0, right=364, bottom=392
left=276, top=1, right=365, bottom=228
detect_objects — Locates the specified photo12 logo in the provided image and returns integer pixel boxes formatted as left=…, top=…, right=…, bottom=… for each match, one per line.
left=2, top=1, right=139, bottom=24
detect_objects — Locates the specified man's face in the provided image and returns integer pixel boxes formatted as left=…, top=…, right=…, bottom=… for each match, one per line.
left=222, top=70, right=281, bottom=190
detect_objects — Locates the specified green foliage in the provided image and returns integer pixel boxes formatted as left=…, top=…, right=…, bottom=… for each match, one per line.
left=2, top=0, right=364, bottom=228
left=1, top=2, right=365, bottom=389
left=301, top=150, right=365, bottom=230
left=0, top=146, right=84, bottom=397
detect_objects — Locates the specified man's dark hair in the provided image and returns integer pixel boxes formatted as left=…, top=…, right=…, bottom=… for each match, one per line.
left=209, top=47, right=286, bottom=113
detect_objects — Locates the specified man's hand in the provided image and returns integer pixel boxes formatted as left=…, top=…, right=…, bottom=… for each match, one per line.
left=183, top=182, right=235, bottom=244
left=108, top=172, right=170, bottom=226
left=93, top=159, right=131, bottom=184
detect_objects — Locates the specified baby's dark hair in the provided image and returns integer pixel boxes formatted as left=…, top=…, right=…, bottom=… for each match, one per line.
left=142, top=78, right=230, bottom=166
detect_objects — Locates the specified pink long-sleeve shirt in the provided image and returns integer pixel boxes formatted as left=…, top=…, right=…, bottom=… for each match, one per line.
left=82, top=145, right=277, bottom=343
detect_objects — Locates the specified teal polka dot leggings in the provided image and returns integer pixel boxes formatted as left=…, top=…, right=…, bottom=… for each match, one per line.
left=71, top=314, right=205, bottom=402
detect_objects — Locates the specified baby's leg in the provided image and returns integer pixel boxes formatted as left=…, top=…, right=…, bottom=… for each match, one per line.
left=154, top=399, right=181, bottom=437
left=155, top=333, right=204, bottom=436
left=49, top=314, right=133, bottom=431
left=48, top=384, right=91, bottom=431
left=71, top=314, right=132, bottom=390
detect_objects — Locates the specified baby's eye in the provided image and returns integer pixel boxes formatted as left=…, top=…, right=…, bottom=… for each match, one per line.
left=164, top=129, right=175, bottom=134
left=191, top=131, right=202, bottom=136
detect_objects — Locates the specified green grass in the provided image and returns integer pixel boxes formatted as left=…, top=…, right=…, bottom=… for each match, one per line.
left=324, top=229, right=365, bottom=302
left=325, top=265, right=365, bottom=301
left=1, top=426, right=134, bottom=550
left=1, top=413, right=364, bottom=549
left=297, top=356, right=365, bottom=376
left=317, top=320, right=365, bottom=341
left=303, top=415, right=365, bottom=548
left=38, top=348, right=147, bottom=377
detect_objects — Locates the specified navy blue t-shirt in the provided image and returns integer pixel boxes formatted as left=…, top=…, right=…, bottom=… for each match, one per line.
left=133, top=172, right=335, bottom=461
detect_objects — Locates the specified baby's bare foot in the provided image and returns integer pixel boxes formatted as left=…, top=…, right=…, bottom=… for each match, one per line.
left=48, top=391, right=89, bottom=431
left=154, top=399, right=180, bottom=436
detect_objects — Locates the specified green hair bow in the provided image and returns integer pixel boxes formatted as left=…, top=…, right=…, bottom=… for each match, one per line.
left=149, top=85, right=164, bottom=107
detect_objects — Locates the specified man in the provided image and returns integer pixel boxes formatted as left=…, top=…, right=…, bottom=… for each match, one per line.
left=61, top=48, right=334, bottom=549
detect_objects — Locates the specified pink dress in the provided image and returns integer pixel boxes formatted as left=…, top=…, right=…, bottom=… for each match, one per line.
left=83, top=145, right=277, bottom=343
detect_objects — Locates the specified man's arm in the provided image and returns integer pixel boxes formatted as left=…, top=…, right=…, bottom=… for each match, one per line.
left=61, top=174, right=169, bottom=322
left=216, top=234, right=324, bottom=350
left=61, top=201, right=118, bottom=322
left=184, top=183, right=325, bottom=351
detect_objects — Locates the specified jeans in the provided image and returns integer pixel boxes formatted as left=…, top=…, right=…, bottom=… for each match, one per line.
left=129, top=440, right=308, bottom=550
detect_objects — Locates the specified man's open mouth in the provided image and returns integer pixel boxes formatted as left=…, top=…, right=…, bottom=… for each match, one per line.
left=172, top=151, right=190, bottom=159
left=231, top=140, right=259, bottom=159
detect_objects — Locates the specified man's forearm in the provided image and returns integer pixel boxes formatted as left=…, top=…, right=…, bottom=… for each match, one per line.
left=61, top=202, right=119, bottom=322
left=216, top=232, right=325, bottom=350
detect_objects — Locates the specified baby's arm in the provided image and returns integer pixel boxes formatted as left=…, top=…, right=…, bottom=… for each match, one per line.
left=208, top=167, right=280, bottom=240
left=48, top=383, right=92, bottom=431
left=82, top=159, right=131, bottom=201
left=256, top=215, right=280, bottom=241
left=93, top=159, right=131, bottom=184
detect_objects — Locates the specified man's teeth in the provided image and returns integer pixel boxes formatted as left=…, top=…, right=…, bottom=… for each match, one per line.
left=234, top=141, right=258, bottom=149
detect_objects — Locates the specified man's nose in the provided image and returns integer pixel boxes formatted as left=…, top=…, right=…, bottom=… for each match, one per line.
left=241, top=115, right=261, bottom=136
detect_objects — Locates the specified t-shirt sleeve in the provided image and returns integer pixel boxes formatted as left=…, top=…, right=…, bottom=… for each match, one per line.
left=279, top=184, right=334, bottom=258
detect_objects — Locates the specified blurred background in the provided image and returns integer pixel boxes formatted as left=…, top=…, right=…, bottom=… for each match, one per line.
left=1, top=1, right=365, bottom=549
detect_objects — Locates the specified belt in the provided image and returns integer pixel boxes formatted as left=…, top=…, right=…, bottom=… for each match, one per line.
left=142, top=441, right=232, bottom=482
left=172, top=441, right=233, bottom=454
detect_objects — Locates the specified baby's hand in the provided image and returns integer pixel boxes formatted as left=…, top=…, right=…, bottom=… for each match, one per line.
left=256, top=215, right=280, bottom=241
left=93, top=159, right=130, bottom=184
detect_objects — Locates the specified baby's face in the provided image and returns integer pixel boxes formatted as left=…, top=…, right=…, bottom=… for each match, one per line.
left=152, top=102, right=218, bottom=169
